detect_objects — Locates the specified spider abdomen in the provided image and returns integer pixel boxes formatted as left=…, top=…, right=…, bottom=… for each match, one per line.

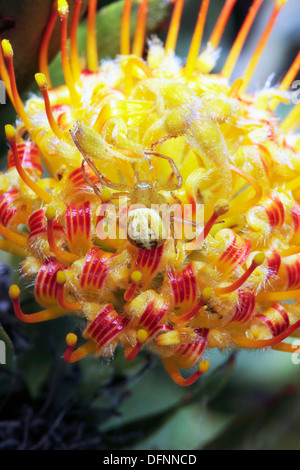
left=127, top=208, right=168, bottom=250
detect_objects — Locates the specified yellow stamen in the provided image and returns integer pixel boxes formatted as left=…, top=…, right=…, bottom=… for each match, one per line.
left=101, top=187, right=113, bottom=202
left=232, top=317, right=300, bottom=350
left=137, top=328, right=148, bottom=343
left=121, top=0, right=132, bottom=55
left=185, top=199, right=229, bottom=251
left=280, top=50, right=300, bottom=92
left=131, top=270, right=142, bottom=283
left=132, top=0, right=148, bottom=57
left=64, top=336, right=96, bottom=363
left=122, top=57, right=152, bottom=95
left=228, top=78, right=244, bottom=97
left=270, top=50, right=300, bottom=111
left=241, top=1, right=286, bottom=92
left=279, top=246, right=300, bottom=257
left=2, top=39, right=31, bottom=129
left=56, top=270, right=67, bottom=285
left=0, top=34, right=13, bottom=103
left=46, top=206, right=77, bottom=263
left=223, top=165, right=263, bottom=218
left=281, top=102, right=300, bottom=133
left=222, top=0, right=264, bottom=79
left=56, top=270, right=81, bottom=310
left=0, top=239, right=27, bottom=257
left=202, top=287, right=213, bottom=302
left=35, top=73, right=65, bottom=140
left=9, top=284, right=67, bottom=323
left=199, top=359, right=210, bottom=374
left=185, top=0, right=210, bottom=77
left=157, top=330, right=180, bottom=346
left=87, top=0, right=98, bottom=71
left=94, top=100, right=127, bottom=132
left=272, top=342, right=299, bottom=354
left=8, top=284, right=20, bottom=300
left=66, top=332, right=78, bottom=347
left=70, top=0, right=83, bottom=81
left=57, top=0, right=81, bottom=107
left=162, top=356, right=209, bottom=386
left=5, top=125, right=52, bottom=203
left=165, top=0, right=185, bottom=54
left=0, top=224, right=28, bottom=248
left=209, top=0, right=238, bottom=49
left=39, top=1, right=58, bottom=86
left=257, top=289, right=300, bottom=302
left=286, top=175, right=300, bottom=192
left=215, top=252, right=265, bottom=295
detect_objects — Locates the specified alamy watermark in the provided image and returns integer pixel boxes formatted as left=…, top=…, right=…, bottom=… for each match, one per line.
left=0, top=80, right=6, bottom=104
left=0, top=340, right=6, bottom=365
left=95, top=199, right=205, bottom=251
left=291, top=80, right=300, bottom=105
left=291, top=339, right=300, bottom=365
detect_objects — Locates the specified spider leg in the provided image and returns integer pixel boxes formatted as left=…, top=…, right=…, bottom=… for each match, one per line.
left=145, top=151, right=183, bottom=191
left=70, top=129, right=131, bottom=191
left=81, top=160, right=102, bottom=199
left=169, top=217, right=178, bottom=255
left=171, top=191, right=182, bottom=205
left=110, top=191, right=130, bottom=200
left=170, top=215, right=198, bottom=227
left=150, top=135, right=179, bottom=149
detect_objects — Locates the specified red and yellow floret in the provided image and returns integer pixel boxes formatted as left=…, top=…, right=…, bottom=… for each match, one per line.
left=1, top=0, right=300, bottom=386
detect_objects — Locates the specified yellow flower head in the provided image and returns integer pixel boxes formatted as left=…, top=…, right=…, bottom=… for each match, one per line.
left=1, top=0, right=300, bottom=386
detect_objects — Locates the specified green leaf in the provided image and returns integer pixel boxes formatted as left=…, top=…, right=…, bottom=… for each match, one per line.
left=19, top=345, right=54, bottom=399
left=102, top=354, right=236, bottom=449
left=204, top=385, right=300, bottom=450
left=49, top=0, right=172, bottom=87
left=0, top=0, right=88, bottom=92
left=187, top=352, right=237, bottom=406
left=89, top=0, right=171, bottom=59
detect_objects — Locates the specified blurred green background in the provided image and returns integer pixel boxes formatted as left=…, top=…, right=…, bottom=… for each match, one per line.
left=0, top=0, right=300, bottom=450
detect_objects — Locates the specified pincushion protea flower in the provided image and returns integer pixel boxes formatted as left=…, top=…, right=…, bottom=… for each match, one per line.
left=1, top=0, right=300, bottom=387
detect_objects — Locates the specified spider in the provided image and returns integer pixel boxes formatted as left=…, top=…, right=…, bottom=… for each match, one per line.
left=70, top=126, right=186, bottom=251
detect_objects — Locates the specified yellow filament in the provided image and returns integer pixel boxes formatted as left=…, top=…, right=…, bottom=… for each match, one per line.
left=121, top=0, right=132, bottom=55
left=257, top=289, right=300, bottom=302
left=5, top=125, right=52, bottom=203
left=0, top=224, right=28, bottom=248
left=0, top=34, right=13, bottom=102
left=241, top=3, right=285, bottom=92
left=223, top=165, right=262, bottom=218
left=279, top=246, right=300, bottom=257
left=222, top=0, right=264, bottom=79
left=57, top=0, right=81, bottom=107
left=132, top=0, right=148, bottom=57
left=270, top=50, right=300, bottom=111
left=35, top=73, right=65, bottom=140
left=0, top=239, right=27, bottom=257
left=87, top=0, right=98, bottom=71
left=39, top=1, right=58, bottom=86
left=2, top=39, right=31, bottom=129
left=165, top=0, right=185, bottom=54
left=70, top=0, right=83, bottom=81
left=185, top=0, right=210, bottom=77
left=209, top=0, right=238, bottom=49
left=281, top=102, right=300, bottom=133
